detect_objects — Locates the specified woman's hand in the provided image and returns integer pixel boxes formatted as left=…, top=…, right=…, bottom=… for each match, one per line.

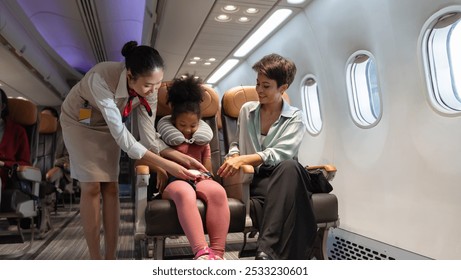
left=217, top=154, right=242, bottom=178
left=179, top=153, right=207, bottom=172
left=163, top=159, right=198, bottom=181
left=160, top=148, right=207, bottom=172
left=142, top=150, right=199, bottom=182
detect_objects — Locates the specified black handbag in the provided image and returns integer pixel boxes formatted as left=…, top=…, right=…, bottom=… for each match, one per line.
left=0, top=164, right=34, bottom=212
left=306, top=169, right=333, bottom=193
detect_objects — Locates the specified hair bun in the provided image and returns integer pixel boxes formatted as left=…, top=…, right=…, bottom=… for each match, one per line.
left=121, top=41, right=138, bottom=57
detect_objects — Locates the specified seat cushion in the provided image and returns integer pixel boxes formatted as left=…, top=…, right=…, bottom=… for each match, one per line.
left=145, top=197, right=246, bottom=236
left=311, top=193, right=338, bottom=224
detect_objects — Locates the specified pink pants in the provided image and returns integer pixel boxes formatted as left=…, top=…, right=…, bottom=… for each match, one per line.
left=162, top=179, right=230, bottom=257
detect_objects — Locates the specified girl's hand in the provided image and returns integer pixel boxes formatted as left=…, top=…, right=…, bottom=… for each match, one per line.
left=156, top=167, right=169, bottom=193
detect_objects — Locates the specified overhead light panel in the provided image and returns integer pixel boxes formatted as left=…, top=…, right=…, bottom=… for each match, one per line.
left=206, top=59, right=239, bottom=84
left=234, top=9, right=292, bottom=58
left=287, top=0, right=306, bottom=4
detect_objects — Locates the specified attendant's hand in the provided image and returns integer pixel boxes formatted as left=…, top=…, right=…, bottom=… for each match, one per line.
left=179, top=154, right=207, bottom=172
left=163, top=159, right=198, bottom=181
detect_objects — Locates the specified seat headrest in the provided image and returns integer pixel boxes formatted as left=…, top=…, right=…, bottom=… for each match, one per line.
left=222, top=86, right=291, bottom=118
left=156, top=82, right=219, bottom=118
left=7, top=97, right=37, bottom=126
left=39, top=113, right=58, bottom=134
left=222, top=86, right=259, bottom=118
left=201, top=84, right=219, bottom=118
left=216, top=106, right=223, bottom=129
left=156, top=82, right=171, bottom=117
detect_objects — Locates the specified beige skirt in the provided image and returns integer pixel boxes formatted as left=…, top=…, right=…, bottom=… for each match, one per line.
left=60, top=113, right=121, bottom=182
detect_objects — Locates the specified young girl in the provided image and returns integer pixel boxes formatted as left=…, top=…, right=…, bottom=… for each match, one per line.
left=157, top=74, right=230, bottom=260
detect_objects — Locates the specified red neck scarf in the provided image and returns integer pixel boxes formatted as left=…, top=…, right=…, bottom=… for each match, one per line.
left=122, top=88, right=152, bottom=122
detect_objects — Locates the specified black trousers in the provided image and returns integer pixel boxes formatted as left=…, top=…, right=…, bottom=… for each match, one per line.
left=250, top=159, right=317, bottom=259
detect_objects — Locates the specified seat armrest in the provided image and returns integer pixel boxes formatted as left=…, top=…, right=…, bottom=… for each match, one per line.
left=46, top=166, right=63, bottom=184
left=134, top=165, right=150, bottom=241
left=16, top=166, right=42, bottom=182
left=17, top=166, right=42, bottom=198
left=222, top=165, right=254, bottom=201
left=222, top=165, right=254, bottom=229
left=306, top=164, right=337, bottom=181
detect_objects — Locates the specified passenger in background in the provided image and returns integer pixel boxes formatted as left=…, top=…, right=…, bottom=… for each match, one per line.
left=0, top=89, right=31, bottom=205
left=155, top=74, right=230, bottom=260
left=218, top=54, right=317, bottom=260
left=41, top=107, right=71, bottom=192
left=60, top=41, right=205, bottom=259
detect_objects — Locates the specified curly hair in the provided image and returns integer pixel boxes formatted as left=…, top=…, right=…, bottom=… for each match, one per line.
left=167, top=74, right=204, bottom=122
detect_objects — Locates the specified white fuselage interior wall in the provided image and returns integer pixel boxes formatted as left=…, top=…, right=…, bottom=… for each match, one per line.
left=216, top=0, right=461, bottom=259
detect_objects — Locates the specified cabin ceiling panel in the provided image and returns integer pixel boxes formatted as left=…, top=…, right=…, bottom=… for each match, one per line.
left=174, top=0, right=279, bottom=80
left=153, top=0, right=215, bottom=81
left=95, top=0, right=145, bottom=62
left=17, top=0, right=96, bottom=73
left=1, top=0, right=313, bottom=105
left=0, top=45, right=62, bottom=106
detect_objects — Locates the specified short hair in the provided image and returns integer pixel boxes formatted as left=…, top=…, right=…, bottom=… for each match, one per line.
left=252, top=53, right=297, bottom=88
left=121, top=41, right=165, bottom=79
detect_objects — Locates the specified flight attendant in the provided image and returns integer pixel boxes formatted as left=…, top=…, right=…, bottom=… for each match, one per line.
left=60, top=41, right=204, bottom=259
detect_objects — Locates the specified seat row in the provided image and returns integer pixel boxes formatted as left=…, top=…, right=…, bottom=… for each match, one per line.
left=133, top=84, right=339, bottom=260
left=0, top=97, right=68, bottom=258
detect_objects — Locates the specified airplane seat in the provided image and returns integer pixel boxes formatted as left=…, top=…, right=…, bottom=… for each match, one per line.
left=134, top=82, right=246, bottom=259
left=216, top=106, right=227, bottom=164
left=220, top=85, right=339, bottom=260
left=0, top=97, right=42, bottom=258
left=35, top=112, right=64, bottom=237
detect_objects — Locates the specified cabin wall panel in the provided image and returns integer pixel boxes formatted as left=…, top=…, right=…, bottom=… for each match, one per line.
left=217, top=0, right=461, bottom=259
left=0, top=1, right=69, bottom=105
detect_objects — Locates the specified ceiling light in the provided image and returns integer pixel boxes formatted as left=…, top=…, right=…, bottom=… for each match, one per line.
left=207, top=59, right=239, bottom=84
left=234, top=9, right=293, bottom=57
left=223, top=5, right=238, bottom=12
left=245, top=8, right=259, bottom=14
left=238, top=17, right=250, bottom=23
left=208, top=58, right=216, bottom=62
left=189, top=61, right=197, bottom=65
left=204, top=62, right=211, bottom=65
left=215, top=14, right=231, bottom=22
left=287, top=0, right=306, bottom=4
left=193, top=57, right=201, bottom=60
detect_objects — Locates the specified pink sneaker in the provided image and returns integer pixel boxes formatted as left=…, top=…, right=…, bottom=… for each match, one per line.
left=194, top=247, right=225, bottom=260
left=194, top=247, right=213, bottom=260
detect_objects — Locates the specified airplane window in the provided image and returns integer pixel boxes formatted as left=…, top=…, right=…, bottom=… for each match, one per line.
left=301, top=75, right=323, bottom=135
left=422, top=11, right=461, bottom=114
left=346, top=52, right=382, bottom=127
